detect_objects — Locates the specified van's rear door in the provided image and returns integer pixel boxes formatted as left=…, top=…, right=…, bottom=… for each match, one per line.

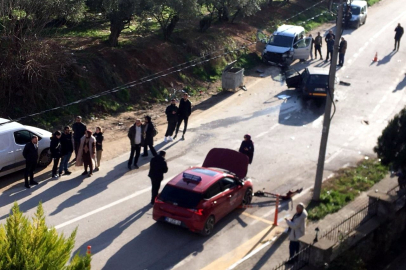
left=0, top=132, right=16, bottom=174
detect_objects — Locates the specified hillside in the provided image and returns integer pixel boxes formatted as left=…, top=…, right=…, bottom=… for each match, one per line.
left=0, top=0, right=334, bottom=129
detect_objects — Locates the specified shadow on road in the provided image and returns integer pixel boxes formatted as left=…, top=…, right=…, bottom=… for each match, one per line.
left=250, top=232, right=289, bottom=270
left=102, top=208, right=251, bottom=270
left=74, top=204, right=152, bottom=256
left=393, top=75, right=406, bottom=93
left=377, top=51, right=397, bottom=66
left=277, top=91, right=325, bottom=126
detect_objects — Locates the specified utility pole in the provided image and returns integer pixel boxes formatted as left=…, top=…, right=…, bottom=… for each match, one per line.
left=312, top=0, right=344, bottom=201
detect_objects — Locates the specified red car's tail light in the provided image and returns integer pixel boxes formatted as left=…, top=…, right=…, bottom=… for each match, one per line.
left=187, top=209, right=204, bottom=216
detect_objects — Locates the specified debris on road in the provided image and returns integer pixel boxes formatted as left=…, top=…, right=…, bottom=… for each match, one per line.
left=339, top=81, right=351, bottom=86
left=362, top=120, right=369, bottom=125
left=277, top=95, right=291, bottom=100
left=240, top=85, right=248, bottom=91
left=254, top=188, right=304, bottom=200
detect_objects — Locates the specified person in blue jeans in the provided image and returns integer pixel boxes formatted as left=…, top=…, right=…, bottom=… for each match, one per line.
left=60, top=126, right=74, bottom=175
left=325, top=36, right=335, bottom=63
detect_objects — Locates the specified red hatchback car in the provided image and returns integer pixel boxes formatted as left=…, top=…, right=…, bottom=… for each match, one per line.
left=153, top=148, right=253, bottom=236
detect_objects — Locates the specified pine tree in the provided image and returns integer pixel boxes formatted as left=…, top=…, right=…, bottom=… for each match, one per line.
left=0, top=202, right=91, bottom=270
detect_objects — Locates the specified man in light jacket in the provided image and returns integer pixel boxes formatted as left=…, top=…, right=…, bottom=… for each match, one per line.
left=285, top=203, right=308, bottom=263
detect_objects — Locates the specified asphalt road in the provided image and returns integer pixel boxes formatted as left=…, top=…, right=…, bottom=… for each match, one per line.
left=1, top=0, right=406, bottom=269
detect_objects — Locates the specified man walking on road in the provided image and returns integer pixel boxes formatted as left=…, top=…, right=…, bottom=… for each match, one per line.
left=72, top=116, right=87, bottom=159
left=285, top=203, right=308, bottom=264
left=394, top=23, right=404, bottom=51
left=164, top=99, right=178, bottom=142
left=338, top=37, right=347, bottom=67
left=128, top=119, right=144, bottom=170
left=314, top=32, right=323, bottom=60
left=22, top=136, right=39, bottom=188
left=325, top=30, right=335, bottom=60
left=174, top=93, right=192, bottom=140
left=325, top=35, right=335, bottom=63
left=148, top=151, right=168, bottom=205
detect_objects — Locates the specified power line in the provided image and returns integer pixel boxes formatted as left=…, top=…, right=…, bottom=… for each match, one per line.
left=1, top=7, right=333, bottom=126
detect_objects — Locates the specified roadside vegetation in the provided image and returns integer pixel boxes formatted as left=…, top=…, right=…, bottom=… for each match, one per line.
left=0, top=0, right=378, bottom=129
left=0, top=203, right=91, bottom=269
left=307, top=159, right=388, bottom=221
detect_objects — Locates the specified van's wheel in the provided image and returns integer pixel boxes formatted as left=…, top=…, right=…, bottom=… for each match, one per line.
left=38, top=148, right=52, bottom=167
left=356, top=20, right=360, bottom=29
left=200, top=216, right=215, bottom=236
left=363, top=16, right=367, bottom=25
left=242, top=188, right=253, bottom=206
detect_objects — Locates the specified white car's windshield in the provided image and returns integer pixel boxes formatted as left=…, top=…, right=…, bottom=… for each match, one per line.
left=268, top=35, right=294, bottom=47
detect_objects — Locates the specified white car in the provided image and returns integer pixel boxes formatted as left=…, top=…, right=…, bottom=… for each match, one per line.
left=257, top=25, right=313, bottom=66
left=0, top=118, right=52, bottom=177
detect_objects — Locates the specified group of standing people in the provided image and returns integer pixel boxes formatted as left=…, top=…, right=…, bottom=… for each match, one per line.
left=22, top=116, right=104, bottom=188
left=50, top=116, right=104, bottom=178
left=308, top=30, right=347, bottom=67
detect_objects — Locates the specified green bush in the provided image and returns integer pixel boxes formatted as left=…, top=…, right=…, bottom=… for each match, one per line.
left=374, top=108, right=406, bottom=170
left=0, top=202, right=91, bottom=270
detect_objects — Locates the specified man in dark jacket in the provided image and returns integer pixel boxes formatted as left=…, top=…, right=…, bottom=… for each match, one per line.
left=325, top=36, right=335, bottom=63
left=128, top=119, right=145, bottom=170
left=394, top=23, right=404, bottom=51
left=338, top=37, right=347, bottom=67
left=72, top=116, right=87, bottom=158
left=314, top=32, right=323, bottom=60
left=148, top=151, right=168, bottom=205
left=143, top=115, right=158, bottom=157
left=164, top=99, right=178, bottom=142
left=174, top=93, right=192, bottom=140
left=60, top=126, right=74, bottom=175
left=50, top=131, right=62, bottom=178
left=325, top=30, right=335, bottom=60
left=22, top=136, right=39, bottom=188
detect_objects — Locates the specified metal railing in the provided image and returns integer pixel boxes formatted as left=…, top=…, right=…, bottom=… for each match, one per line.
left=271, top=244, right=311, bottom=270
left=319, top=199, right=379, bottom=243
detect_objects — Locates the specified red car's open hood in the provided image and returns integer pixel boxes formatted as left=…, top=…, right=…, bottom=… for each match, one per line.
left=202, top=148, right=249, bottom=179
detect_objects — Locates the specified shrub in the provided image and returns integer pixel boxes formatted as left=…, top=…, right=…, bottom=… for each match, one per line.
left=0, top=202, right=91, bottom=270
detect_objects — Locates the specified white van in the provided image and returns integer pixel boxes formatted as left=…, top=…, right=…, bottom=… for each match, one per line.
left=345, top=1, right=368, bottom=28
left=0, top=118, right=52, bottom=177
left=257, top=25, right=313, bottom=66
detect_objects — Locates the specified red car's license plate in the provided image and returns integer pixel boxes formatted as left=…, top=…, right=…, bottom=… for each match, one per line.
left=165, top=217, right=181, bottom=226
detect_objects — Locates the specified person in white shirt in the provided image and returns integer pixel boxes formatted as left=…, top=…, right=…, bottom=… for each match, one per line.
left=127, top=119, right=145, bottom=170
left=285, top=203, right=308, bottom=264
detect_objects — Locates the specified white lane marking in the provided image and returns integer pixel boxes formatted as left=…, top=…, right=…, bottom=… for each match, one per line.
left=256, top=131, right=269, bottom=138
left=325, top=149, right=343, bottom=164
left=54, top=174, right=177, bottom=230
left=379, top=95, right=388, bottom=104
left=343, top=142, right=349, bottom=147
left=348, top=136, right=355, bottom=142
left=256, top=123, right=279, bottom=138
left=372, top=104, right=381, bottom=113
left=227, top=235, right=279, bottom=270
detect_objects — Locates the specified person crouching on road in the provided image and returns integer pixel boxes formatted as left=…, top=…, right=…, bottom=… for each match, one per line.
left=143, top=115, right=158, bottom=157
left=149, top=151, right=168, bottom=205
left=94, top=126, right=104, bottom=172
left=60, top=126, right=74, bottom=175
left=285, top=203, right=308, bottom=264
left=239, top=134, right=254, bottom=164
left=76, top=130, right=96, bottom=177
left=164, top=99, right=178, bottom=142
left=50, top=131, right=62, bottom=179
left=23, top=136, right=39, bottom=188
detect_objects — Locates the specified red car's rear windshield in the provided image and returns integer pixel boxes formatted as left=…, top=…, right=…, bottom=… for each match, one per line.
left=159, top=185, right=203, bottom=209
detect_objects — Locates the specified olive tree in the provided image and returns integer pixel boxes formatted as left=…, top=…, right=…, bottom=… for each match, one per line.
left=199, top=0, right=261, bottom=24
left=102, top=0, right=139, bottom=47
left=142, top=0, right=198, bottom=41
